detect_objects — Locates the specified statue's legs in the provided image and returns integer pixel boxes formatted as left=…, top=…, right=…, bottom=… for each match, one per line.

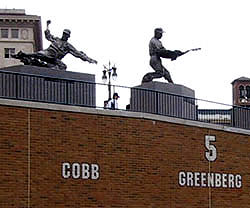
left=12, top=50, right=67, bottom=70
left=142, top=56, right=173, bottom=83
left=162, top=65, right=173, bottom=83
left=54, top=59, right=67, bottom=71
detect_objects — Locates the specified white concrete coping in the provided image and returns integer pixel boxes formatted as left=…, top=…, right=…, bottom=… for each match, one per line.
left=0, top=98, right=250, bottom=136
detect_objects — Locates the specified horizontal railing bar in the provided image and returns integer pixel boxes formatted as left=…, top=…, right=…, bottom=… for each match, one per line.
left=0, top=70, right=249, bottom=130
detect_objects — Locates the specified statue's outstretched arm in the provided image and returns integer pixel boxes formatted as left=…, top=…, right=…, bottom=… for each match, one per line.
left=68, top=44, right=97, bottom=64
left=153, top=40, right=182, bottom=60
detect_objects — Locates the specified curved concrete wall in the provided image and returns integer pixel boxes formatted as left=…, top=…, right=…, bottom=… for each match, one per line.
left=0, top=99, right=249, bottom=207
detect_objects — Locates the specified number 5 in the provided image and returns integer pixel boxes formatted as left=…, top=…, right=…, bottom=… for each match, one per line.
left=205, top=135, right=217, bottom=162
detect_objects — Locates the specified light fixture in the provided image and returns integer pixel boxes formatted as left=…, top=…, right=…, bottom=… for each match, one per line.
left=112, top=66, right=117, bottom=81
left=102, top=62, right=118, bottom=100
left=102, top=70, right=107, bottom=83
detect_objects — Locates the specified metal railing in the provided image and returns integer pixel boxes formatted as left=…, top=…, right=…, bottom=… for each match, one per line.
left=0, top=70, right=96, bottom=107
left=127, top=86, right=250, bottom=130
left=0, top=70, right=249, bottom=130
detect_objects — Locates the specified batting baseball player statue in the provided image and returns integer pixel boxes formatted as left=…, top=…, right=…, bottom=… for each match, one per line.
left=142, top=27, right=200, bottom=83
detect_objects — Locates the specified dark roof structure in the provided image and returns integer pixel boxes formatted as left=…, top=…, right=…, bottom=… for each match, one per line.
left=232, top=76, right=250, bottom=84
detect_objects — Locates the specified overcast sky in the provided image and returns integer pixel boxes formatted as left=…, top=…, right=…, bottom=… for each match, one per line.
left=2, top=0, right=250, bottom=108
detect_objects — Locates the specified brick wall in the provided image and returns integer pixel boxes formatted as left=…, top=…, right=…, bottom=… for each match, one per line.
left=0, top=104, right=249, bottom=207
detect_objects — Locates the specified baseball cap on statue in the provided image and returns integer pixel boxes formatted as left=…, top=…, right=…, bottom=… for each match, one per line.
left=63, top=29, right=71, bottom=36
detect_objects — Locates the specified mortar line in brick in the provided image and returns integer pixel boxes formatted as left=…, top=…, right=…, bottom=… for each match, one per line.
left=28, top=109, right=31, bottom=208
left=208, top=129, right=212, bottom=208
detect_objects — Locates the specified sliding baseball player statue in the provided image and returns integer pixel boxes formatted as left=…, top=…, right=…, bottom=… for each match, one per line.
left=12, top=20, right=97, bottom=70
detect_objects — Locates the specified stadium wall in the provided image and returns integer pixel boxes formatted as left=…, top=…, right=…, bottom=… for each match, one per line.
left=0, top=98, right=249, bottom=208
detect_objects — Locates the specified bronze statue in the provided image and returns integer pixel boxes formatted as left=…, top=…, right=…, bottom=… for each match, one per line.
left=12, top=20, right=97, bottom=70
left=142, top=28, right=200, bottom=83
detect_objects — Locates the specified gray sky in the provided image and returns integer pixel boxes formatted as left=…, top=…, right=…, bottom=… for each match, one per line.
left=2, top=0, right=250, bottom=107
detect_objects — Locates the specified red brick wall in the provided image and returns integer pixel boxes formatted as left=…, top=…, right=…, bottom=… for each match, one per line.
left=0, top=105, right=249, bottom=207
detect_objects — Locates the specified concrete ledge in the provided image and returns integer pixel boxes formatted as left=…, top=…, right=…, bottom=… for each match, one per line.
left=135, top=81, right=195, bottom=97
left=0, top=65, right=95, bottom=82
left=0, top=98, right=250, bottom=136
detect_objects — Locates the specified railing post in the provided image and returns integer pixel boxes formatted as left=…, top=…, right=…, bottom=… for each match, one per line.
left=15, top=74, right=18, bottom=99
